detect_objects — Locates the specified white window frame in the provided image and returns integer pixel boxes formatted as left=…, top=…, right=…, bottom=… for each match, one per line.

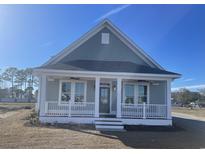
left=123, top=81, right=150, bottom=105
left=74, top=80, right=87, bottom=104
left=58, top=80, right=72, bottom=106
left=58, top=80, right=87, bottom=106
left=123, top=82, right=137, bottom=104
left=101, top=33, right=110, bottom=44
left=137, top=82, right=150, bottom=104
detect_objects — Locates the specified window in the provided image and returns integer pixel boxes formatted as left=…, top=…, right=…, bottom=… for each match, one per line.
left=60, top=82, right=71, bottom=103
left=124, top=84, right=135, bottom=104
left=101, top=33, right=110, bottom=44
left=59, top=80, right=87, bottom=105
left=138, top=85, right=148, bottom=104
left=75, top=82, right=85, bottom=102
left=123, top=82, right=149, bottom=105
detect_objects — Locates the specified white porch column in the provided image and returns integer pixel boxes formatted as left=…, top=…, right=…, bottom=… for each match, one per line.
left=167, top=79, right=172, bottom=120
left=95, top=77, right=100, bottom=117
left=40, top=75, right=46, bottom=116
left=36, top=76, right=41, bottom=112
left=117, top=78, right=122, bottom=118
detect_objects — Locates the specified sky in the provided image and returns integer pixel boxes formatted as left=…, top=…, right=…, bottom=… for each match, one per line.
left=0, top=4, right=205, bottom=91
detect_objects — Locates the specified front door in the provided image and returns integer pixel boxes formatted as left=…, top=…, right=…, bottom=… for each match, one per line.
left=99, top=87, right=110, bottom=114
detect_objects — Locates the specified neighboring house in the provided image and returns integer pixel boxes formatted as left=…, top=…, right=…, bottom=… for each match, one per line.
left=34, top=19, right=181, bottom=130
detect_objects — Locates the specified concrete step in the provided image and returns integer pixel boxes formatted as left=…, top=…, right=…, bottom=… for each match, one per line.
left=95, top=119, right=124, bottom=131
left=95, top=121, right=123, bottom=125
left=95, top=124, right=125, bottom=131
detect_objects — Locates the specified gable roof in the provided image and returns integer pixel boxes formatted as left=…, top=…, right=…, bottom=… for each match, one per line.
left=38, top=60, right=180, bottom=76
left=43, top=19, right=165, bottom=70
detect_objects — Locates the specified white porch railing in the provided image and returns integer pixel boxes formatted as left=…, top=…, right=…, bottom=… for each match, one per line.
left=46, top=101, right=95, bottom=117
left=45, top=101, right=167, bottom=119
left=121, top=103, right=167, bottom=119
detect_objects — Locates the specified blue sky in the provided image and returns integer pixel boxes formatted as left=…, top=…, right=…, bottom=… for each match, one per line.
left=0, top=4, right=205, bottom=91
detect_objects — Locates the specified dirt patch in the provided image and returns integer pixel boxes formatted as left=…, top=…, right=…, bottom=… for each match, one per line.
left=0, top=104, right=205, bottom=148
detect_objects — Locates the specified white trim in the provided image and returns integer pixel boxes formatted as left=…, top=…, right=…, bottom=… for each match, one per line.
left=99, top=81, right=112, bottom=114
left=137, top=82, right=150, bottom=104
left=58, top=80, right=71, bottom=106
left=43, top=20, right=104, bottom=66
left=122, top=82, right=135, bottom=104
left=34, top=68, right=181, bottom=79
left=110, top=81, right=112, bottom=114
left=39, top=116, right=172, bottom=126
left=166, top=79, right=172, bottom=120
left=101, top=33, right=110, bottom=44
left=36, top=76, right=41, bottom=112
left=95, top=77, right=100, bottom=117
left=123, top=81, right=150, bottom=105
left=58, top=79, right=87, bottom=106
left=42, top=19, right=164, bottom=70
left=40, top=75, right=46, bottom=116
left=116, top=78, right=122, bottom=118
left=105, top=21, right=164, bottom=69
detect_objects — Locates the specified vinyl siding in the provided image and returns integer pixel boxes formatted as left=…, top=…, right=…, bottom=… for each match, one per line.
left=149, top=81, right=166, bottom=104
left=46, top=79, right=95, bottom=102
left=60, top=28, right=151, bottom=67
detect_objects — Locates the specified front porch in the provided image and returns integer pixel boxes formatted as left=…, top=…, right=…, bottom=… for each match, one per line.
left=37, top=71, right=172, bottom=126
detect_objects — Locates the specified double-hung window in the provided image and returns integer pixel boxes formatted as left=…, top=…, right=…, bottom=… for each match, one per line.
left=75, top=82, right=86, bottom=103
left=138, top=85, right=148, bottom=104
left=59, top=80, right=86, bottom=105
left=124, top=84, right=135, bottom=104
left=60, top=82, right=71, bottom=104
left=123, top=82, right=149, bottom=104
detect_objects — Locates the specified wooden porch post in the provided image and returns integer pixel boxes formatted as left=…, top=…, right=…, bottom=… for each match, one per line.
left=95, top=77, right=100, bottom=117
left=117, top=78, right=122, bottom=118
left=167, top=79, right=172, bottom=120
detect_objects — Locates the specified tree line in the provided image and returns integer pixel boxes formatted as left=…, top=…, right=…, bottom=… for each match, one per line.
left=172, top=88, right=205, bottom=106
left=0, top=67, right=38, bottom=101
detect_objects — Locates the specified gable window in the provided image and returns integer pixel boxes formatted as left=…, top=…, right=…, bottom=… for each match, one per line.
left=59, top=80, right=87, bottom=105
left=101, top=33, right=110, bottom=44
left=124, top=84, right=135, bottom=104
left=123, top=82, right=149, bottom=104
left=138, top=85, right=148, bottom=104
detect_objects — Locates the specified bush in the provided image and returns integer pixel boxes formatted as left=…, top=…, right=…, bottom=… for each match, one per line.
left=28, top=109, right=39, bottom=126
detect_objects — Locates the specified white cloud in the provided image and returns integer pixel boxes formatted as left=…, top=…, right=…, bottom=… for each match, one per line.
left=95, top=5, right=131, bottom=22
left=183, top=78, right=195, bottom=82
left=172, top=84, right=205, bottom=91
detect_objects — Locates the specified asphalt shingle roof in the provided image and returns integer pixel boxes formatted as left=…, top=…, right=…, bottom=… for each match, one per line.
left=37, top=60, right=180, bottom=76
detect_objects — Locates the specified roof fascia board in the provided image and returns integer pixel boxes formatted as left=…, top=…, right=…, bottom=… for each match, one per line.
left=33, top=68, right=181, bottom=79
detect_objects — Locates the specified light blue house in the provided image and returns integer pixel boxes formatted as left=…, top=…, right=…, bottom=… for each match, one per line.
left=34, top=19, right=180, bottom=130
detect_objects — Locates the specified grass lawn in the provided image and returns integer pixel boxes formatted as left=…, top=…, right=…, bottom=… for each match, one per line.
left=172, top=107, right=205, bottom=118
left=0, top=102, right=34, bottom=114
left=0, top=103, right=205, bottom=148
